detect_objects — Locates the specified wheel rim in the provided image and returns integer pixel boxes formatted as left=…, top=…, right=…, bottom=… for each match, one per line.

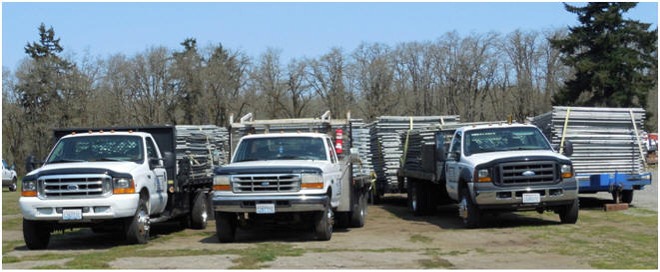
left=458, top=196, right=468, bottom=220
left=137, top=207, right=150, bottom=234
left=200, top=206, right=208, bottom=223
left=411, top=189, right=418, bottom=211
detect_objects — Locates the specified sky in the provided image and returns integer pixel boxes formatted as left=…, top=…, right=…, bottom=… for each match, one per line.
left=1, top=1, right=658, bottom=72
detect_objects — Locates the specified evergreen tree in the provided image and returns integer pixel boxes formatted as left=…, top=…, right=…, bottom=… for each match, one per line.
left=550, top=2, right=657, bottom=107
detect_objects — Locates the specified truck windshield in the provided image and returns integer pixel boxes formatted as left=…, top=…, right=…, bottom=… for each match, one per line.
left=464, top=127, right=551, bottom=156
left=46, top=135, right=144, bottom=163
left=233, top=137, right=327, bottom=162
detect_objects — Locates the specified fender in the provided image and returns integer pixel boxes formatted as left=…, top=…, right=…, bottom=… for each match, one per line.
left=458, top=168, right=477, bottom=204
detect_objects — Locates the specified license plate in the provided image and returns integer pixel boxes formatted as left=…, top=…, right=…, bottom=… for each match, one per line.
left=62, top=209, right=83, bottom=221
left=522, top=193, right=541, bottom=204
left=256, top=203, right=275, bottom=214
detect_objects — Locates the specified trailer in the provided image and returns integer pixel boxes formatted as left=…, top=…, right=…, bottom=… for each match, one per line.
left=531, top=106, right=652, bottom=204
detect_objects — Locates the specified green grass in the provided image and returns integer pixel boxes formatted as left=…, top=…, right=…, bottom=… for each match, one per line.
left=409, top=234, right=433, bottom=244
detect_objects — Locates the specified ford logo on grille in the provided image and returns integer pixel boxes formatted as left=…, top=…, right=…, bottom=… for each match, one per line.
left=522, top=170, right=536, bottom=177
left=67, top=184, right=79, bottom=191
left=261, top=182, right=269, bottom=187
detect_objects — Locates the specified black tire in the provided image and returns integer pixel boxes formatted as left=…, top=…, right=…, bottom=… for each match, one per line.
left=215, top=212, right=236, bottom=243
left=314, top=203, right=333, bottom=241
left=350, top=193, right=367, bottom=228
left=559, top=198, right=579, bottom=224
left=458, top=187, right=481, bottom=228
left=125, top=198, right=150, bottom=244
left=621, top=190, right=634, bottom=204
left=190, top=192, right=209, bottom=229
left=408, top=180, right=430, bottom=216
left=9, top=177, right=17, bottom=192
left=23, top=219, right=51, bottom=250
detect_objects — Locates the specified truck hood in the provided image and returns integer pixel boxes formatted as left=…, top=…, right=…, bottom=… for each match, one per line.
left=216, top=160, right=330, bottom=175
left=32, top=161, right=141, bottom=176
left=467, top=150, right=571, bottom=166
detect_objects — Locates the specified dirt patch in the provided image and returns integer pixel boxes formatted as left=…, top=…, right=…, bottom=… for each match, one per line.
left=109, top=255, right=238, bottom=269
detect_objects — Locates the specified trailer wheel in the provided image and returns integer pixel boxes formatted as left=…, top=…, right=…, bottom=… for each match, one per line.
left=9, top=177, right=17, bottom=192
left=215, top=212, right=236, bottom=243
left=559, top=198, right=579, bottom=224
left=458, top=187, right=481, bottom=228
left=350, top=193, right=367, bottom=228
left=190, top=192, right=209, bottom=229
left=125, top=198, right=150, bottom=244
left=314, top=202, right=333, bottom=241
left=23, top=219, right=51, bottom=250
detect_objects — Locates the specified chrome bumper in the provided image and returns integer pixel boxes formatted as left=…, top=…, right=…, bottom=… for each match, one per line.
left=473, top=178, right=578, bottom=209
left=212, top=194, right=328, bottom=213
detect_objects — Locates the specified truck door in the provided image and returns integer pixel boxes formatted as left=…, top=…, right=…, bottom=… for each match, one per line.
left=146, top=137, right=168, bottom=213
left=444, top=130, right=463, bottom=200
left=325, top=137, right=342, bottom=207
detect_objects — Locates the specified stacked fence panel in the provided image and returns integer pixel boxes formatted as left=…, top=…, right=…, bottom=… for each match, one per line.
left=531, top=106, right=647, bottom=175
left=175, top=125, right=230, bottom=180
left=369, top=116, right=460, bottom=193
left=350, top=119, right=373, bottom=177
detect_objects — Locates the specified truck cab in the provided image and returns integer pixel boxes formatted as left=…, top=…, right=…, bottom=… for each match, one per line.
left=444, top=124, right=579, bottom=227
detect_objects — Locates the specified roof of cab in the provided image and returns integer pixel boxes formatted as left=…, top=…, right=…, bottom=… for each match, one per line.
left=239, top=132, right=329, bottom=139
left=61, top=131, right=151, bottom=139
left=457, top=123, right=539, bottom=132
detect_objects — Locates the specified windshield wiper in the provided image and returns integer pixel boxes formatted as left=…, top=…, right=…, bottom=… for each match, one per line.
left=47, top=159, right=86, bottom=164
left=95, top=157, right=124, bottom=162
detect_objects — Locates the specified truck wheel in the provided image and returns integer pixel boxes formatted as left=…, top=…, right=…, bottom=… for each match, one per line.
left=125, top=198, right=150, bottom=244
left=621, top=190, right=634, bottom=204
left=314, top=204, right=333, bottom=241
left=9, top=177, right=17, bottom=192
left=559, top=198, right=579, bottom=224
left=190, top=192, right=208, bottom=229
left=215, top=212, right=236, bottom=243
left=350, top=193, right=367, bottom=228
left=408, top=180, right=429, bottom=216
left=23, top=219, right=51, bottom=250
left=458, top=187, right=481, bottom=228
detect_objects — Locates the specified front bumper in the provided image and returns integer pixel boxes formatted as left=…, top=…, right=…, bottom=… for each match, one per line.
left=213, top=194, right=328, bottom=213
left=473, top=178, right=578, bottom=210
left=19, top=194, right=140, bottom=221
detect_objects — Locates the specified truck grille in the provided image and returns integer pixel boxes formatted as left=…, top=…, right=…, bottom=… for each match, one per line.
left=497, top=161, right=558, bottom=185
left=231, top=174, right=301, bottom=193
left=38, top=174, right=112, bottom=199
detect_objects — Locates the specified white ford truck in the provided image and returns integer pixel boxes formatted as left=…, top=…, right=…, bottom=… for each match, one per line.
left=398, top=123, right=579, bottom=227
left=212, top=116, right=371, bottom=242
left=19, top=126, right=224, bottom=249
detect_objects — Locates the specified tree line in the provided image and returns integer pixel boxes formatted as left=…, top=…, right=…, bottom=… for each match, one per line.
left=2, top=3, right=657, bottom=175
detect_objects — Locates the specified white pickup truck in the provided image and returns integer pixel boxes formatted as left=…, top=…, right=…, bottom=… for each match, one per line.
left=399, top=123, right=579, bottom=227
left=19, top=126, right=223, bottom=249
left=212, top=132, right=370, bottom=242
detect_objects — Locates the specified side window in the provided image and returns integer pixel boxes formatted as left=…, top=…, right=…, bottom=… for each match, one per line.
left=325, top=138, right=337, bottom=164
left=449, top=131, right=462, bottom=158
left=146, top=137, right=159, bottom=161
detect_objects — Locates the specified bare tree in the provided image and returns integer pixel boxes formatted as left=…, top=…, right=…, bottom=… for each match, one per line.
left=351, top=42, right=398, bottom=120
left=307, top=47, right=352, bottom=116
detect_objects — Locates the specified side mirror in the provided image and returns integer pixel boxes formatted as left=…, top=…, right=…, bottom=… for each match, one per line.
left=162, top=152, right=175, bottom=169
left=453, top=151, right=461, bottom=161
left=562, top=141, right=574, bottom=157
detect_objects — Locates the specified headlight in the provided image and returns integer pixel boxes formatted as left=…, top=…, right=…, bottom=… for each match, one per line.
left=476, top=169, right=491, bottom=183
left=213, top=175, right=231, bottom=191
left=21, top=179, right=37, bottom=197
left=301, top=173, right=324, bottom=189
left=561, top=164, right=574, bottom=179
left=113, top=178, right=135, bottom=194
